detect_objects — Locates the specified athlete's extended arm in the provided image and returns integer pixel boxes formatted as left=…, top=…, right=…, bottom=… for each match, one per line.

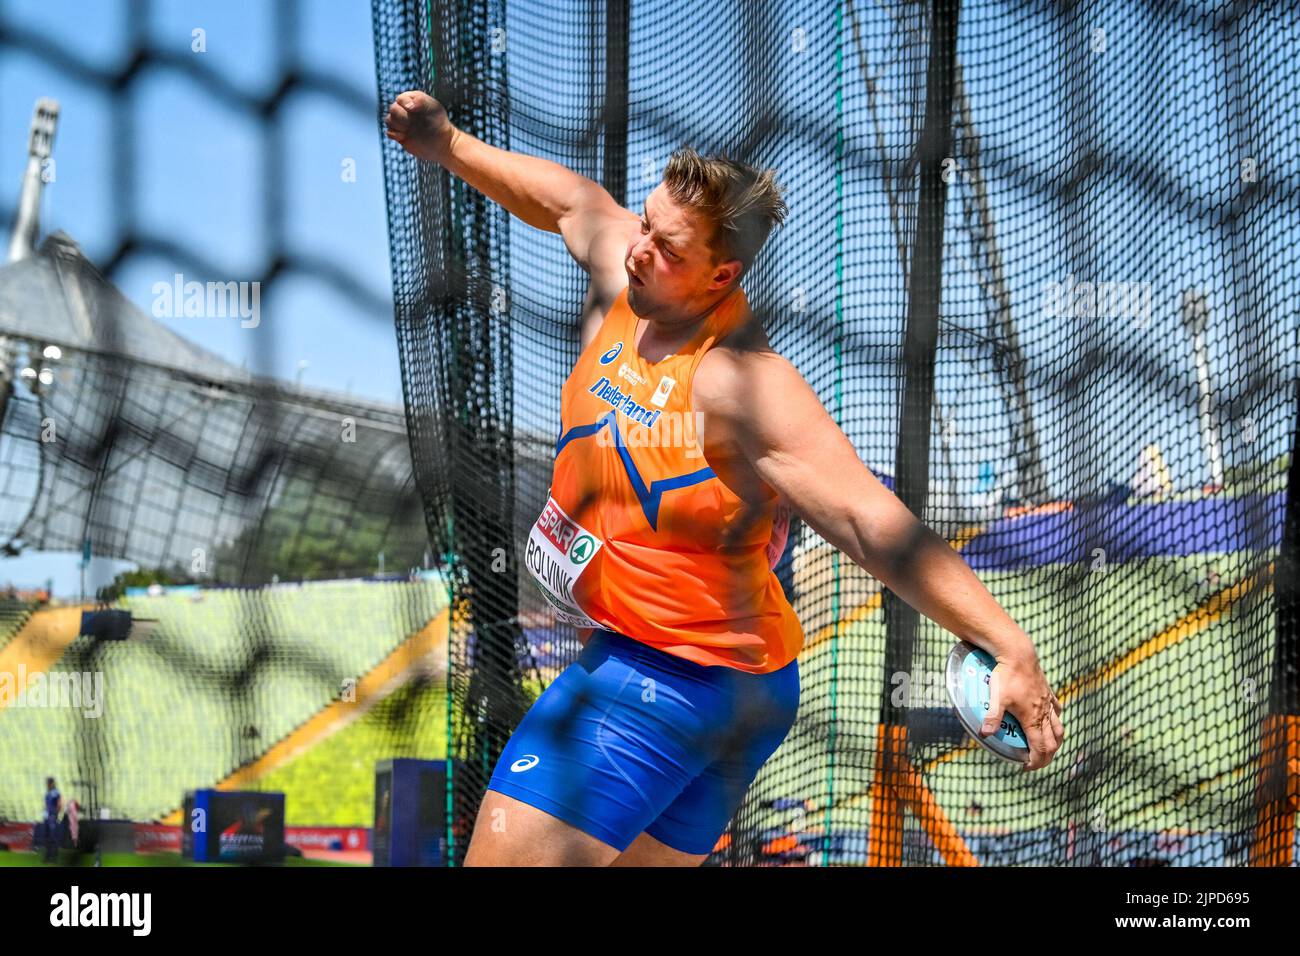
left=695, top=348, right=1065, bottom=771
left=384, top=90, right=634, bottom=284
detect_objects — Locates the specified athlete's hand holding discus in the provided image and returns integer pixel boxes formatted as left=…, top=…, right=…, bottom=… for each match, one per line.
left=980, top=638, right=1063, bottom=771
left=692, top=352, right=1065, bottom=772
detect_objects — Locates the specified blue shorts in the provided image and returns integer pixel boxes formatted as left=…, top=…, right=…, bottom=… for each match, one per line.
left=486, top=629, right=799, bottom=855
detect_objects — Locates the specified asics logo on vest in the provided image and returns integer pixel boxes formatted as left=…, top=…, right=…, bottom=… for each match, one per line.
left=599, top=342, right=623, bottom=364
left=510, top=755, right=540, bottom=772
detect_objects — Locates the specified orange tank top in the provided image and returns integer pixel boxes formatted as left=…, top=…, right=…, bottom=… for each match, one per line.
left=524, top=283, right=804, bottom=674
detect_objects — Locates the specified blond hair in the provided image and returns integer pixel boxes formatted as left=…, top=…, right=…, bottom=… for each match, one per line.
left=661, top=146, right=788, bottom=278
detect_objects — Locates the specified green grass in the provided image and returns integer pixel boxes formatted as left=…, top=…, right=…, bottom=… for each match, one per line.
left=0, top=580, right=448, bottom=823
left=253, top=676, right=449, bottom=826
left=0, top=598, right=37, bottom=652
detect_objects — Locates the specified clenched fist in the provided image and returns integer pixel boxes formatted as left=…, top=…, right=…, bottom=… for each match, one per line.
left=385, top=90, right=457, bottom=163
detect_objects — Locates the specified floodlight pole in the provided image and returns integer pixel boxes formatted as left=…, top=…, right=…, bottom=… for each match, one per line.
left=1182, top=288, right=1225, bottom=489
left=7, top=99, right=58, bottom=264
left=2, top=100, right=59, bottom=434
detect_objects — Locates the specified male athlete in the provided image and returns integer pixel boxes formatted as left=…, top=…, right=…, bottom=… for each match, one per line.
left=386, top=91, right=1064, bottom=867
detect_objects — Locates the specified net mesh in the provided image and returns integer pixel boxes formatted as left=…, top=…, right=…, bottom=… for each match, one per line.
left=0, top=0, right=441, bottom=834
left=373, top=0, right=1300, bottom=865
left=0, top=0, right=425, bottom=583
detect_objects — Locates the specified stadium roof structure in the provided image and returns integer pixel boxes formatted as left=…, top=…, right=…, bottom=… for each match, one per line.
left=0, top=231, right=254, bottom=386
left=0, top=231, right=409, bottom=425
left=0, top=228, right=424, bottom=580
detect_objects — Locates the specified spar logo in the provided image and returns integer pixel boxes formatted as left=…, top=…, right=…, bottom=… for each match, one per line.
left=599, top=341, right=623, bottom=364
left=537, top=499, right=596, bottom=564
left=569, top=534, right=595, bottom=564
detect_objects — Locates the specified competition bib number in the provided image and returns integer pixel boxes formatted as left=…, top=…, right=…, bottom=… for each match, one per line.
left=526, top=496, right=604, bottom=629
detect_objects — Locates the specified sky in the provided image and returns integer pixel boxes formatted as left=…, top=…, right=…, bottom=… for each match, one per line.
left=0, top=0, right=397, bottom=593
left=0, top=0, right=397, bottom=402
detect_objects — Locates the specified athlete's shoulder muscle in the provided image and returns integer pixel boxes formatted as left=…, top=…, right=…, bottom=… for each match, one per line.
left=695, top=338, right=893, bottom=567
left=694, top=339, right=800, bottom=430
left=694, top=340, right=857, bottom=487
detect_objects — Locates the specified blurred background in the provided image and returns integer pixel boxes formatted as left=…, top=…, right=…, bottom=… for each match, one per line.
left=0, top=0, right=442, bottom=864
left=0, top=0, right=403, bottom=597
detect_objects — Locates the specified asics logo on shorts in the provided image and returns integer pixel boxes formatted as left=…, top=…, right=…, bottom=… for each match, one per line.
left=510, top=754, right=540, bottom=772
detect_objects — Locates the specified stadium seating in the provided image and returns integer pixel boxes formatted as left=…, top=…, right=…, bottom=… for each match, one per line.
left=0, top=597, right=38, bottom=652
left=0, top=579, right=448, bottom=825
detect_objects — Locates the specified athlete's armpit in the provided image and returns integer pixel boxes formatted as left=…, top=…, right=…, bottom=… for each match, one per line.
left=557, top=189, right=639, bottom=280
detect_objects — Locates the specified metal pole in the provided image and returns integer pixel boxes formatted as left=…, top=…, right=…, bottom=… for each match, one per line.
left=601, top=0, right=629, bottom=206
left=878, top=0, right=960, bottom=862
left=1182, top=288, right=1225, bottom=489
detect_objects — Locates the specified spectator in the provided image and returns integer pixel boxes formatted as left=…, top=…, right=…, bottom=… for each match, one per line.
left=42, top=777, right=61, bottom=862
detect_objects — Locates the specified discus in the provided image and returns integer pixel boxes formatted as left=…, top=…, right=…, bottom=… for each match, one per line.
left=945, top=640, right=1030, bottom=764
